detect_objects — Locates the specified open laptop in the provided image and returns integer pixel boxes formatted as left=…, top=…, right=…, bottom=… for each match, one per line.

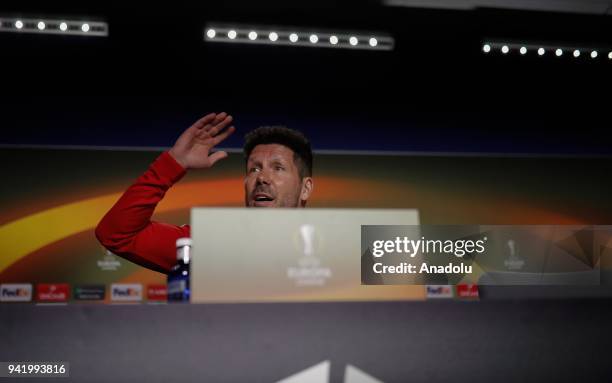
left=190, top=208, right=423, bottom=303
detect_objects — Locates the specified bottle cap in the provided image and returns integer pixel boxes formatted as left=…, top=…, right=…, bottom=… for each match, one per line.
left=176, top=237, right=193, bottom=248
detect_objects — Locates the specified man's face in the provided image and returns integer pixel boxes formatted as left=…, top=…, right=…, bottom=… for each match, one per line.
left=244, top=144, right=310, bottom=208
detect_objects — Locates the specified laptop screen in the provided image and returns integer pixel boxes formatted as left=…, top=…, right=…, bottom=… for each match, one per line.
left=190, top=208, right=422, bottom=303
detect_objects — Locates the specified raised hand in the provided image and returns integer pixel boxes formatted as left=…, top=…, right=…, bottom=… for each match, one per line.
left=168, top=112, right=236, bottom=170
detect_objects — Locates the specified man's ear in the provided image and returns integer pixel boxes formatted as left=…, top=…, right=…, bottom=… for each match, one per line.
left=300, top=177, right=314, bottom=205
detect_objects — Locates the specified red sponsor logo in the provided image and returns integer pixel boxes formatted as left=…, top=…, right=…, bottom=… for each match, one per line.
left=37, top=283, right=69, bottom=302
left=147, top=284, right=167, bottom=301
left=456, top=284, right=479, bottom=298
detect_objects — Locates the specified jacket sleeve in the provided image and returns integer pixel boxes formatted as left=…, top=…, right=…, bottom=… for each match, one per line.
left=95, top=151, right=191, bottom=274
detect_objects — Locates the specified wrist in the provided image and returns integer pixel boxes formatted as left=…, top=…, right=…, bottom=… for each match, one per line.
left=168, top=149, right=188, bottom=169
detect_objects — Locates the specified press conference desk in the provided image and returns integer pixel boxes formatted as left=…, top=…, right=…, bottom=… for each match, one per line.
left=1, top=299, right=611, bottom=382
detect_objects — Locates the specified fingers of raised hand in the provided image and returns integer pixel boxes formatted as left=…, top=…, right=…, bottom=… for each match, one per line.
left=212, top=125, right=235, bottom=145
left=185, top=112, right=233, bottom=145
left=191, top=113, right=217, bottom=130
left=208, top=115, right=233, bottom=137
left=200, top=112, right=227, bottom=131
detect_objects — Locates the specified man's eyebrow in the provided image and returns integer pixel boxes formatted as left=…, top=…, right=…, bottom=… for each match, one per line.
left=247, top=154, right=293, bottom=167
left=246, top=160, right=261, bottom=169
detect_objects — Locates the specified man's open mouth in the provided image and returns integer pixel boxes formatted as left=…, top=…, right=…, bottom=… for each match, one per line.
left=255, top=196, right=273, bottom=201
left=253, top=194, right=275, bottom=206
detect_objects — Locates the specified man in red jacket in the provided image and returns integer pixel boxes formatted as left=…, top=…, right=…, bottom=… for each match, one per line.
left=95, top=112, right=314, bottom=274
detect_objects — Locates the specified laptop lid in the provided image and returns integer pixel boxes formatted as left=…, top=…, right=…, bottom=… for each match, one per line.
left=190, top=208, right=423, bottom=303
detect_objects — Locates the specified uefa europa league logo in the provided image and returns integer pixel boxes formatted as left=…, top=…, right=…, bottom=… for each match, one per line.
left=504, top=239, right=525, bottom=270
left=300, top=224, right=315, bottom=257
left=299, top=224, right=320, bottom=267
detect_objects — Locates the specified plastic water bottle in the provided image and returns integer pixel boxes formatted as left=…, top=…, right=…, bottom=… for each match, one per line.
left=167, top=237, right=191, bottom=302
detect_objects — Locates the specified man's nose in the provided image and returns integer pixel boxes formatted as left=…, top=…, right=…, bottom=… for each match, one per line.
left=256, top=168, right=271, bottom=184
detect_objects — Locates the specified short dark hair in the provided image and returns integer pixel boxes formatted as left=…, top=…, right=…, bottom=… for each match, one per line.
left=243, top=126, right=313, bottom=178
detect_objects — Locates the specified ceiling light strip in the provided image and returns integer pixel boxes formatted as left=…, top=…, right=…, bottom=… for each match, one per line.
left=482, top=41, right=610, bottom=59
left=205, top=25, right=394, bottom=51
left=0, top=17, right=108, bottom=36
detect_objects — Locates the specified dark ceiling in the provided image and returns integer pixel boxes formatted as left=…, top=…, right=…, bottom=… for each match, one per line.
left=0, top=0, right=610, bottom=153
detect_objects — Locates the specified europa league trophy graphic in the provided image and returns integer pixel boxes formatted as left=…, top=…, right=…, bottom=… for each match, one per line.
left=299, top=224, right=320, bottom=268
left=288, top=224, right=331, bottom=286
left=504, top=239, right=525, bottom=271
left=507, top=239, right=516, bottom=258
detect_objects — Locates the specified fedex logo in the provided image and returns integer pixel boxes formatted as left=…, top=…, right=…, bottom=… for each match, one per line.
left=111, top=284, right=142, bottom=302
left=0, top=284, right=33, bottom=302
left=426, top=285, right=454, bottom=299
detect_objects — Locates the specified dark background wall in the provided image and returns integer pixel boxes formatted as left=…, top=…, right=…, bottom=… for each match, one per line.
left=1, top=0, right=610, bottom=155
